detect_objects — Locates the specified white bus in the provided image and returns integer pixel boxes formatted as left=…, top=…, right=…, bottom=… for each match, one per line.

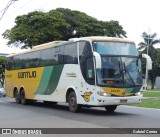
left=5, top=36, right=152, bottom=112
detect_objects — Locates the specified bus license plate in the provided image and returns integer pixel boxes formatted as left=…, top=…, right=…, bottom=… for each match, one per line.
left=120, top=99, right=127, bottom=103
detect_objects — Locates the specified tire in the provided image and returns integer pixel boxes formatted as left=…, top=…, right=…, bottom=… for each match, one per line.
left=14, top=89, right=21, bottom=104
left=68, top=91, right=81, bottom=112
left=105, top=105, right=117, bottom=112
left=20, top=89, right=28, bottom=105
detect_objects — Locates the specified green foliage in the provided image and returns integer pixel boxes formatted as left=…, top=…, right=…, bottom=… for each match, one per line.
left=2, top=8, right=127, bottom=49
left=138, top=32, right=160, bottom=89
left=0, top=56, right=6, bottom=87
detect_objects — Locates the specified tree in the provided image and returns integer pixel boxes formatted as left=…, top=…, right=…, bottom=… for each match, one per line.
left=149, top=49, right=160, bottom=89
left=138, top=32, right=160, bottom=89
left=2, top=8, right=127, bottom=49
left=0, top=56, right=6, bottom=87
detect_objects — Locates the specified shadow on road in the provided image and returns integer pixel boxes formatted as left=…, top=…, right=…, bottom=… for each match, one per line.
left=6, top=100, right=136, bottom=117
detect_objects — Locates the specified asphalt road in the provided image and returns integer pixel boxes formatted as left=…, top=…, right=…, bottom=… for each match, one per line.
left=0, top=97, right=160, bottom=137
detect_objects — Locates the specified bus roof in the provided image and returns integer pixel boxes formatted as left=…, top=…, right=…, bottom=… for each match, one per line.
left=7, top=36, right=134, bottom=57
left=69, top=36, right=134, bottom=43
left=7, top=40, right=66, bottom=57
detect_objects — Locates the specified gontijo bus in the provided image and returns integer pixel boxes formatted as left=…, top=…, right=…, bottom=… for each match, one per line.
left=5, top=36, right=152, bottom=112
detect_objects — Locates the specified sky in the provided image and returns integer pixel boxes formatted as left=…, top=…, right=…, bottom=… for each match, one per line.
left=0, top=0, right=160, bottom=54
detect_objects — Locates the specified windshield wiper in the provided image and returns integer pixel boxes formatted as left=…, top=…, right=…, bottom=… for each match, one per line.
left=123, top=63, right=136, bottom=86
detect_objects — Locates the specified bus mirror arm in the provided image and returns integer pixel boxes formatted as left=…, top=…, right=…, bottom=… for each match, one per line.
left=93, top=52, right=101, bottom=69
left=142, top=54, right=152, bottom=70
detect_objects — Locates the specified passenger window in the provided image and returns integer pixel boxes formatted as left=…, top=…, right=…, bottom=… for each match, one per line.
left=54, top=46, right=64, bottom=64
left=30, top=51, right=40, bottom=68
left=64, top=43, right=78, bottom=64
left=40, top=49, right=52, bottom=66
left=79, top=41, right=95, bottom=85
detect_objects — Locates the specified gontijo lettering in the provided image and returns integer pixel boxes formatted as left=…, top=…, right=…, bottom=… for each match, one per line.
left=18, top=71, right=36, bottom=78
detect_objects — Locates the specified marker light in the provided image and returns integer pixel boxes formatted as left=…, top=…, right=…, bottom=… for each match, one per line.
left=135, top=92, right=143, bottom=96
left=97, top=91, right=111, bottom=97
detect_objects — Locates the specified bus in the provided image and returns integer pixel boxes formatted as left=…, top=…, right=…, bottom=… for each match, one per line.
left=5, top=36, right=152, bottom=112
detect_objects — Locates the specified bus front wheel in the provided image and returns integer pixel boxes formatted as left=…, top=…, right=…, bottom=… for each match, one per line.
left=105, top=105, right=117, bottom=112
left=68, top=91, right=81, bottom=112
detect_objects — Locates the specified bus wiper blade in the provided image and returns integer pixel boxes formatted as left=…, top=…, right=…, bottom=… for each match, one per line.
left=123, top=63, right=136, bottom=86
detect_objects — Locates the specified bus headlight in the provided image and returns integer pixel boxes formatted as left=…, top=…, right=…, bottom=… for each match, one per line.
left=135, top=92, right=143, bottom=96
left=97, top=91, right=111, bottom=97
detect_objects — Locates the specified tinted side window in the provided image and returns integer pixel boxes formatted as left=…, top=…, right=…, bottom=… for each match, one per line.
left=22, top=53, right=30, bottom=68
left=79, top=41, right=95, bottom=85
left=52, top=48, right=58, bottom=65
left=86, top=57, right=95, bottom=85
left=14, top=55, right=23, bottom=69
left=54, top=46, right=64, bottom=64
left=29, top=51, right=40, bottom=68
left=6, top=57, right=14, bottom=70
left=40, top=49, right=52, bottom=66
left=64, top=43, right=78, bottom=64
left=79, top=41, right=92, bottom=61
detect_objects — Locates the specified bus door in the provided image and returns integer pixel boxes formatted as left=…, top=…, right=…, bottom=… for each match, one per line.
left=79, top=41, right=95, bottom=88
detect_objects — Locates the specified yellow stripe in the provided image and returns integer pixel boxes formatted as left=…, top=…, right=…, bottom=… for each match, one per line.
left=102, top=87, right=132, bottom=96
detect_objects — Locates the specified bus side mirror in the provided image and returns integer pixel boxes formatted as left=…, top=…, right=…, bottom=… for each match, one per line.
left=142, top=54, right=152, bottom=70
left=93, top=52, right=101, bottom=69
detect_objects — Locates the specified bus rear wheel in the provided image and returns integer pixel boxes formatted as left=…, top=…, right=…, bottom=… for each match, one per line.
left=14, top=89, right=21, bottom=104
left=105, top=105, right=117, bottom=112
left=68, top=91, right=81, bottom=112
left=20, top=89, right=28, bottom=105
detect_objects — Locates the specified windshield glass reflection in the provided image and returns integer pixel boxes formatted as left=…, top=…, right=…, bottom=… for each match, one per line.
left=97, top=56, right=142, bottom=87
left=93, top=41, right=138, bottom=56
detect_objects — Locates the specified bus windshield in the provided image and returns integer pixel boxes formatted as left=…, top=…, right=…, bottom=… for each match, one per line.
left=93, top=41, right=142, bottom=87
left=96, top=56, right=142, bottom=87
left=93, top=41, right=138, bottom=56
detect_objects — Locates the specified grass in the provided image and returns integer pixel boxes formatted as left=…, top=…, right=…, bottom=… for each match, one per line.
left=143, top=91, right=160, bottom=97
left=129, top=99, right=160, bottom=109
left=128, top=90, right=160, bottom=109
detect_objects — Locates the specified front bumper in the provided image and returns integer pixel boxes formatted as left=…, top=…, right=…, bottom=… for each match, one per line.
left=93, top=95, right=142, bottom=106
